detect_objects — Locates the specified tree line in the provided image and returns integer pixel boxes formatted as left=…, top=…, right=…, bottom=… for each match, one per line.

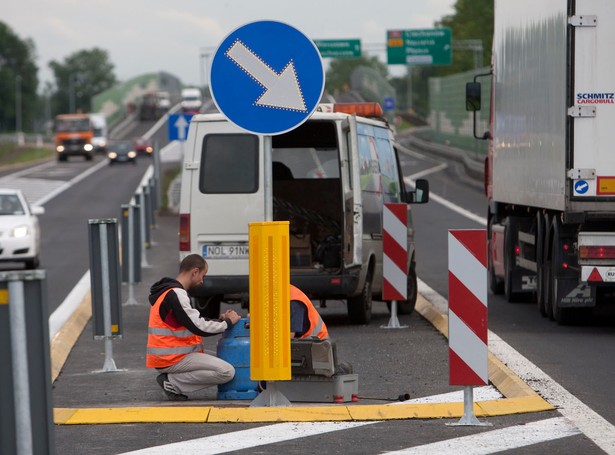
left=0, top=0, right=492, bottom=133
left=0, top=21, right=117, bottom=134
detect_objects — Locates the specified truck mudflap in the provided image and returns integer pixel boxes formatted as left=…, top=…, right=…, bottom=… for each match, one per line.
left=557, top=280, right=596, bottom=308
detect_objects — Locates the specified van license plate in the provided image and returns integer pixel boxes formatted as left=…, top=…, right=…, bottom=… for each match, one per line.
left=203, top=245, right=249, bottom=259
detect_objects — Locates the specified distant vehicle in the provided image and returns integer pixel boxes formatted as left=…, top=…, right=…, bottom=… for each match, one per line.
left=0, top=189, right=44, bottom=269
left=138, top=91, right=171, bottom=121
left=156, top=91, right=171, bottom=112
left=107, top=140, right=137, bottom=165
left=89, top=113, right=108, bottom=153
left=180, top=88, right=203, bottom=114
left=133, top=137, right=153, bottom=156
left=54, top=114, right=94, bottom=162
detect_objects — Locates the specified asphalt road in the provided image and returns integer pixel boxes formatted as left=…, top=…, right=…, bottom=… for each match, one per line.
left=4, top=120, right=611, bottom=453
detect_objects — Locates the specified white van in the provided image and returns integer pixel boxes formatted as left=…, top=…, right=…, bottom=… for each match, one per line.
left=180, top=88, right=203, bottom=114
left=178, top=103, right=429, bottom=324
left=89, top=113, right=107, bottom=153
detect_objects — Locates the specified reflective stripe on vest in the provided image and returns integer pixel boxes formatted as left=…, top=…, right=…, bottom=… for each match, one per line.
left=146, top=288, right=204, bottom=368
left=290, top=284, right=329, bottom=340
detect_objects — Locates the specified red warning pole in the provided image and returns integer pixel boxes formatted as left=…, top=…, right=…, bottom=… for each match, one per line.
left=447, top=229, right=491, bottom=427
left=382, top=203, right=408, bottom=329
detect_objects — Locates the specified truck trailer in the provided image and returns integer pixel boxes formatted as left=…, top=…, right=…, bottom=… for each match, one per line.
left=467, top=0, right=615, bottom=324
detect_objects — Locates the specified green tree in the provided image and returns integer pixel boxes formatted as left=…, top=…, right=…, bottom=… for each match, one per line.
left=49, top=48, right=117, bottom=114
left=325, top=56, right=388, bottom=97
left=0, top=21, right=39, bottom=132
left=435, top=0, right=494, bottom=75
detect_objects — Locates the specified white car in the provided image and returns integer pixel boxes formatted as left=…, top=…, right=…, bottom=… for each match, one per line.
left=0, top=189, right=44, bottom=269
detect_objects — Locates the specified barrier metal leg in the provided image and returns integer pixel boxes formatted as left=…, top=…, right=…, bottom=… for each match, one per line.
left=250, top=382, right=291, bottom=407
left=446, top=386, right=492, bottom=427
left=381, top=300, right=408, bottom=329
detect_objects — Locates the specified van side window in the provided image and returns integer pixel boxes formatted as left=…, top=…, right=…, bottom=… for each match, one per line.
left=199, top=134, right=258, bottom=194
left=373, top=128, right=401, bottom=202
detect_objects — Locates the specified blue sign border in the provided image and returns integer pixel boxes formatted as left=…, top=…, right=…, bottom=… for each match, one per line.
left=210, top=20, right=324, bottom=135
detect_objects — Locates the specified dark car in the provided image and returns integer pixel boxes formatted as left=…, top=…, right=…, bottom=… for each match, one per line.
left=133, top=137, right=153, bottom=156
left=107, top=141, right=137, bottom=165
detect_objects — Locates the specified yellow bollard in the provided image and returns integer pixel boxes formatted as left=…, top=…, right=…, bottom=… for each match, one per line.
left=249, top=221, right=291, bottom=381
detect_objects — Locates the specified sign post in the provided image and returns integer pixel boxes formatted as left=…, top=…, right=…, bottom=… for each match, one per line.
left=210, top=20, right=324, bottom=407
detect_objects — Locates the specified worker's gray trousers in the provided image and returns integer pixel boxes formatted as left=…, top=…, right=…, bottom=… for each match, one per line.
left=159, top=352, right=235, bottom=394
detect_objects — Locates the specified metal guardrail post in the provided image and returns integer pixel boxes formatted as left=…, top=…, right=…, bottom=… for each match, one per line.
left=88, top=219, right=123, bottom=372
left=0, top=270, right=55, bottom=455
left=143, top=184, right=155, bottom=246
left=121, top=204, right=142, bottom=305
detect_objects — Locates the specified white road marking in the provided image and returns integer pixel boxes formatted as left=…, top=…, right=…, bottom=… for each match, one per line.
left=381, top=417, right=580, bottom=454
left=118, top=388, right=503, bottom=455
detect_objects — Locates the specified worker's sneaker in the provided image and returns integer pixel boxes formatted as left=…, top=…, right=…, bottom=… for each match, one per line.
left=156, top=373, right=188, bottom=401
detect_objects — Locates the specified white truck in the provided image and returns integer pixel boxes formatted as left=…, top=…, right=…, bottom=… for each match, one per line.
left=180, top=88, right=203, bottom=114
left=89, top=113, right=108, bottom=153
left=178, top=102, right=429, bottom=323
left=467, top=0, right=615, bottom=324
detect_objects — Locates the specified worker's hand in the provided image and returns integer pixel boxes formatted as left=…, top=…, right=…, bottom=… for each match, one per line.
left=222, top=309, right=241, bottom=325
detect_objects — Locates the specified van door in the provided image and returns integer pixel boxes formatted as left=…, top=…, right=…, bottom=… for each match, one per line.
left=189, top=120, right=264, bottom=278
left=346, top=116, right=363, bottom=268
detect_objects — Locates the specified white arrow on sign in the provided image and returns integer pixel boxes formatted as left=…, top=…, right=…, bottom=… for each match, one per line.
left=174, top=115, right=189, bottom=140
left=226, top=40, right=307, bottom=112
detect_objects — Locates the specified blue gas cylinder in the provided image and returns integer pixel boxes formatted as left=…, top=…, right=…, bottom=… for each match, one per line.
left=217, top=318, right=258, bottom=399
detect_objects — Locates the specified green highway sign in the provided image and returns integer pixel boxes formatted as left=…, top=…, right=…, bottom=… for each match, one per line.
left=314, top=39, right=362, bottom=58
left=387, top=28, right=452, bottom=65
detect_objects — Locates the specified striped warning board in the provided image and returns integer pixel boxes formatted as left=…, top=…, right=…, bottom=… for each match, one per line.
left=383, top=203, right=408, bottom=301
left=448, top=230, right=488, bottom=385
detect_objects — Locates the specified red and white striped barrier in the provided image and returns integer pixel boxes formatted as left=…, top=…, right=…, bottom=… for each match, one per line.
left=448, top=229, right=488, bottom=386
left=383, top=203, right=408, bottom=301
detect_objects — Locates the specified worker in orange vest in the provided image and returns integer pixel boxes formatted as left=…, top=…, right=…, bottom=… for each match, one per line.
left=289, top=284, right=329, bottom=340
left=146, top=254, right=241, bottom=401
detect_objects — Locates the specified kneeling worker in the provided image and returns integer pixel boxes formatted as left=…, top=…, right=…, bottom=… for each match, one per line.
left=146, top=254, right=241, bottom=401
left=290, top=284, right=328, bottom=340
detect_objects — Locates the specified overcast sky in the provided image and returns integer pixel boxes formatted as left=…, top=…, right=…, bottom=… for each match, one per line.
left=5, top=0, right=456, bottom=89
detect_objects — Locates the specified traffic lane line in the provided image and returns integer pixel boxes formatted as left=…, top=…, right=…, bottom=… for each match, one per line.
left=53, top=396, right=553, bottom=425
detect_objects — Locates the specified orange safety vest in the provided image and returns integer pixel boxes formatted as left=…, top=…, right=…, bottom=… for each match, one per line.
left=146, top=288, right=204, bottom=368
left=290, top=284, right=329, bottom=340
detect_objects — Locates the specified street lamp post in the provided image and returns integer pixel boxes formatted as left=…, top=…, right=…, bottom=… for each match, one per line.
left=15, top=75, right=24, bottom=145
left=69, top=74, right=76, bottom=114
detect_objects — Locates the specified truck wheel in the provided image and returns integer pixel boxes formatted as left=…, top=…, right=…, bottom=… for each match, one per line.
left=348, top=269, right=373, bottom=324
left=388, top=263, right=417, bottom=315
left=193, top=295, right=222, bottom=319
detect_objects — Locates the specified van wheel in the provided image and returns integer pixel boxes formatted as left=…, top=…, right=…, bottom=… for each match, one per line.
left=193, top=295, right=222, bottom=319
left=348, top=271, right=373, bottom=324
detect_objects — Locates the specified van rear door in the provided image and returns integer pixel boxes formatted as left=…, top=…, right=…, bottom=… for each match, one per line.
left=346, top=116, right=363, bottom=268
left=189, top=120, right=264, bottom=277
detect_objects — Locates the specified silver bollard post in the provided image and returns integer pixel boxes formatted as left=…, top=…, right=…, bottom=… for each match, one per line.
left=121, top=204, right=141, bottom=305
left=139, top=192, right=150, bottom=267
left=0, top=270, right=55, bottom=455
left=88, top=219, right=124, bottom=373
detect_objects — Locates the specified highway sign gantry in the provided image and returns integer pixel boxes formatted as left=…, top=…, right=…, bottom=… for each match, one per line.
left=387, top=28, right=452, bottom=65
left=210, top=20, right=325, bottom=136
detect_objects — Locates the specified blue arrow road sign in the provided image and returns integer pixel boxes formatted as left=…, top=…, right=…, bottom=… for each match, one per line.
left=383, top=97, right=395, bottom=111
left=168, top=113, right=193, bottom=141
left=210, top=20, right=324, bottom=135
